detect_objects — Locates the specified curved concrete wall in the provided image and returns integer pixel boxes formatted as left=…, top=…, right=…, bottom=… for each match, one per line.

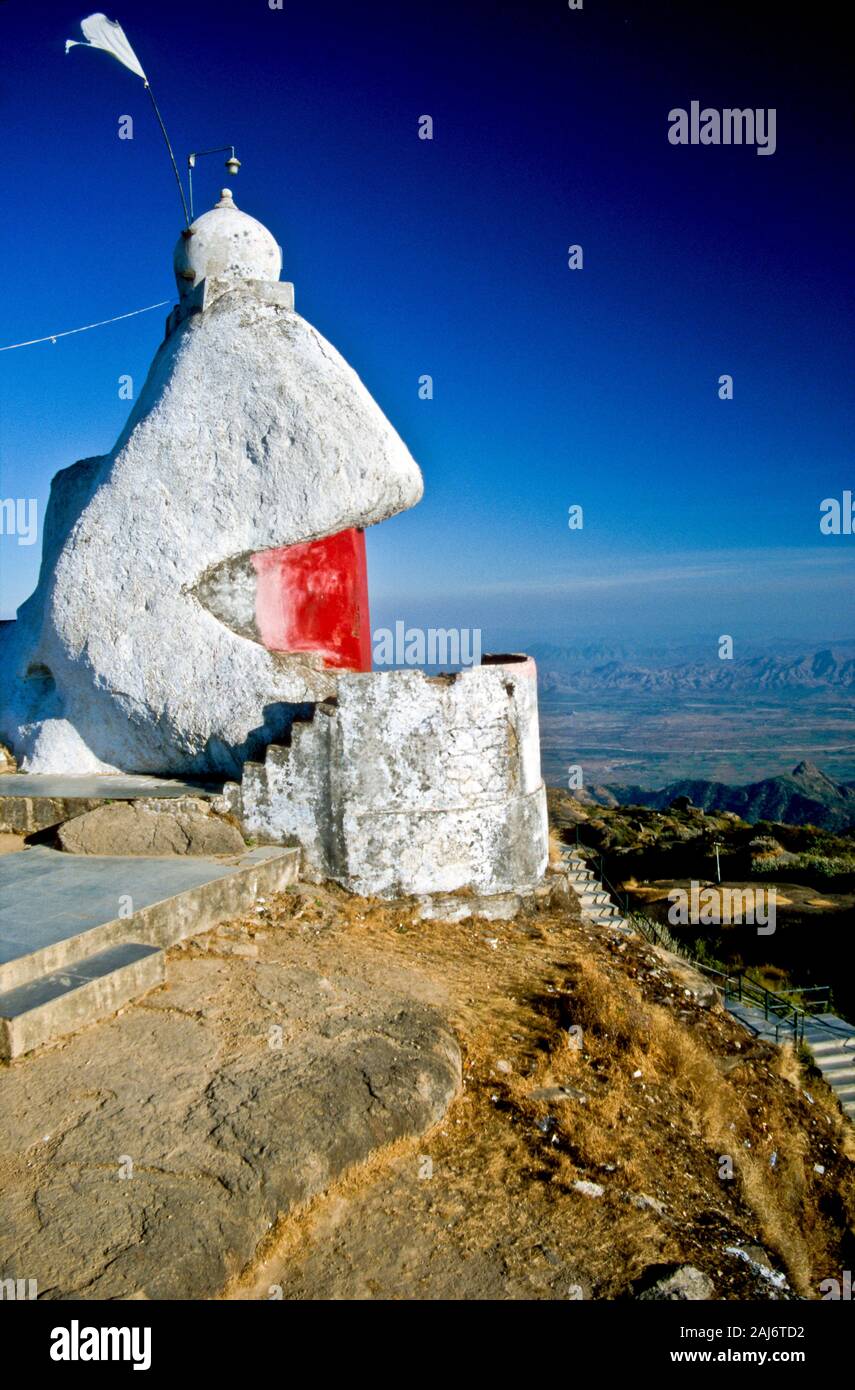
left=229, top=655, right=549, bottom=898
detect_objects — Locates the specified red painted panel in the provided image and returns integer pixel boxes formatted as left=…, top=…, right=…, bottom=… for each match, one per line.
left=251, top=527, right=371, bottom=672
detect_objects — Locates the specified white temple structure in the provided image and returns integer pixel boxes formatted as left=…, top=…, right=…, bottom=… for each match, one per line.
left=0, top=192, right=548, bottom=899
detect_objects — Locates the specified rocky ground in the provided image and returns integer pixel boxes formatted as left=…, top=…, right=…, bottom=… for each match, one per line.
left=2, top=872, right=853, bottom=1301
left=0, top=894, right=459, bottom=1299
left=221, top=884, right=854, bottom=1301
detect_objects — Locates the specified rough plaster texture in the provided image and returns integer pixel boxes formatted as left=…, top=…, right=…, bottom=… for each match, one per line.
left=0, top=211, right=422, bottom=775
left=228, top=658, right=549, bottom=897
left=173, top=188, right=281, bottom=304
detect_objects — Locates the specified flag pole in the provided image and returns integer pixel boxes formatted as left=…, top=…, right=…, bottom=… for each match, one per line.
left=144, top=82, right=191, bottom=227
left=66, top=15, right=191, bottom=228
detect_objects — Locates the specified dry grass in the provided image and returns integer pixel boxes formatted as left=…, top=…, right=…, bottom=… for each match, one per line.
left=224, top=879, right=855, bottom=1300
left=548, top=826, right=565, bottom=866
left=500, top=951, right=854, bottom=1297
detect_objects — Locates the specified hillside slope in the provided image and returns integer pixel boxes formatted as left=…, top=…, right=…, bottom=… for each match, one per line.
left=227, top=879, right=855, bottom=1301
left=579, top=762, right=855, bottom=830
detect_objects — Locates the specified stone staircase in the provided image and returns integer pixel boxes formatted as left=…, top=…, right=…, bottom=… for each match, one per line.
left=560, top=848, right=855, bottom=1125
left=0, top=773, right=304, bottom=1059
left=561, top=849, right=631, bottom=932
left=801, top=1020, right=855, bottom=1122
left=0, top=835, right=300, bottom=1060
left=720, top=998, right=855, bottom=1123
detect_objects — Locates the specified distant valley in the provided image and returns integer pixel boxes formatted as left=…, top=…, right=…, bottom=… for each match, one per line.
left=532, top=641, right=855, bottom=794
left=532, top=641, right=855, bottom=695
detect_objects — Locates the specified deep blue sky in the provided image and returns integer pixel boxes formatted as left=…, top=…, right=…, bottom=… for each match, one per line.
left=0, top=0, right=852, bottom=648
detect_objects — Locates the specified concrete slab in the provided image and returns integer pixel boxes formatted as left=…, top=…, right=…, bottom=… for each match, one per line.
left=0, top=844, right=300, bottom=992
left=0, top=773, right=225, bottom=836
left=0, top=774, right=224, bottom=799
left=0, top=943, right=165, bottom=1060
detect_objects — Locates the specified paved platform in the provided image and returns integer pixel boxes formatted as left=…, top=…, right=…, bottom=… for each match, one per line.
left=0, top=843, right=300, bottom=1056
left=0, top=772, right=226, bottom=836
left=0, top=844, right=299, bottom=989
left=0, top=773, right=224, bottom=799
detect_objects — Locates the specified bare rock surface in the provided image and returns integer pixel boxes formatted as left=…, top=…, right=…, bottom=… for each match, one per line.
left=0, top=906, right=460, bottom=1299
left=56, top=799, right=247, bottom=857
left=636, top=1264, right=716, bottom=1300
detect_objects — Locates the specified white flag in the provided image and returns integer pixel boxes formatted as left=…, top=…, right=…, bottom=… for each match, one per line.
left=65, top=13, right=147, bottom=83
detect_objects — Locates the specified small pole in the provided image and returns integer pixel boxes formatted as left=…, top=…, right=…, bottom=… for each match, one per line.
left=186, top=147, right=240, bottom=220
left=145, top=82, right=190, bottom=227
left=713, top=841, right=721, bottom=883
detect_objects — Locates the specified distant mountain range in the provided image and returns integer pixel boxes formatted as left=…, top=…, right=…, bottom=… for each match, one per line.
left=581, top=762, right=855, bottom=830
left=533, top=645, right=855, bottom=693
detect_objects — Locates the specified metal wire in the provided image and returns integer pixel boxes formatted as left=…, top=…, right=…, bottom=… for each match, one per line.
left=0, top=301, right=171, bottom=353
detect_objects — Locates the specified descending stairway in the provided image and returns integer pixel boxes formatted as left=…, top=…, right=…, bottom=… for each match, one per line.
left=800, top=1019, right=855, bottom=1121
left=561, top=849, right=631, bottom=933
left=721, top=999, right=855, bottom=1122
left=560, top=848, right=855, bottom=1123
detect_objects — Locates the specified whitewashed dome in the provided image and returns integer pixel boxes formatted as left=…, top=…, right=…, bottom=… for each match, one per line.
left=173, top=188, right=282, bottom=301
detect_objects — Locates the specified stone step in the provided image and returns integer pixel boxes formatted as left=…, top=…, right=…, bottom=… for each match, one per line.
left=813, top=1056, right=855, bottom=1075
left=809, top=1040, right=855, bottom=1057
left=0, top=844, right=300, bottom=993
left=591, top=914, right=630, bottom=933
left=0, top=942, right=164, bottom=1059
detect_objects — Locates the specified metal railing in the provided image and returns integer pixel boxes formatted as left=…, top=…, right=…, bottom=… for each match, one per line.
left=563, top=847, right=840, bottom=1050
left=625, top=912, right=839, bottom=1048
left=698, top=965, right=812, bottom=1045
